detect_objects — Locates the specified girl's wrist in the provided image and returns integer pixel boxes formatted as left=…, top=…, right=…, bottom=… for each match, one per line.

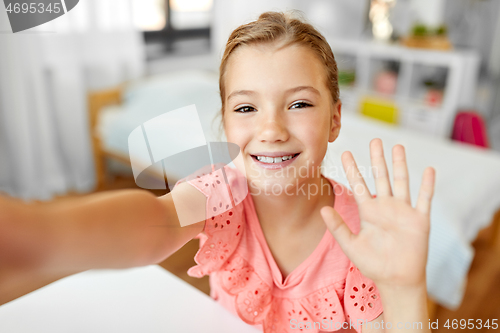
left=376, top=281, right=428, bottom=303
left=376, top=281, right=430, bottom=331
left=373, top=272, right=427, bottom=297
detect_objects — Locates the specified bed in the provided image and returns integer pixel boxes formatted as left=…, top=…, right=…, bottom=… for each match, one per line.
left=88, top=69, right=500, bottom=317
left=88, top=70, right=222, bottom=188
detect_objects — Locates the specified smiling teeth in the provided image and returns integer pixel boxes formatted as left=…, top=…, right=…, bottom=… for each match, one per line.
left=256, top=155, right=294, bottom=163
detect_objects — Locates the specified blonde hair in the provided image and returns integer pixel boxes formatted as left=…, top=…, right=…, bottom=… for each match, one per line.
left=215, top=11, right=340, bottom=138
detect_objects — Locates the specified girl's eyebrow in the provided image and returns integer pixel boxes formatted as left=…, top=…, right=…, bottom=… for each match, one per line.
left=227, top=86, right=320, bottom=101
left=286, top=86, right=321, bottom=96
left=227, top=90, right=255, bottom=101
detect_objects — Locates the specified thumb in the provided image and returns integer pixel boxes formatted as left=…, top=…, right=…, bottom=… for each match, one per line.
left=320, top=206, right=354, bottom=252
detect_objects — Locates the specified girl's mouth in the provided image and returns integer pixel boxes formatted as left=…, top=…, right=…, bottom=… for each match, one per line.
left=250, top=153, right=300, bottom=169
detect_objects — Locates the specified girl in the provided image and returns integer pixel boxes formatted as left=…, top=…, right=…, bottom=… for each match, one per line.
left=0, top=11, right=435, bottom=333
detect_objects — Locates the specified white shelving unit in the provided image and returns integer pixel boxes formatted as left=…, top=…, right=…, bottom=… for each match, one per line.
left=327, top=38, right=480, bottom=138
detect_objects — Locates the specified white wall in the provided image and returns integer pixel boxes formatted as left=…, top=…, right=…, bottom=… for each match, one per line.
left=297, top=0, right=369, bottom=40
left=211, top=0, right=300, bottom=61
left=211, top=0, right=370, bottom=61
left=410, top=0, right=445, bottom=27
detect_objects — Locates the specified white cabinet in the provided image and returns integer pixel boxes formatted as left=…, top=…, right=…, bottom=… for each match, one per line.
left=328, top=38, right=480, bottom=138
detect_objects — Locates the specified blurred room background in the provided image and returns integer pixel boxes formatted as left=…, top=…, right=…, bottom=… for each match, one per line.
left=1, top=0, right=500, bottom=200
left=1, top=0, right=500, bottom=330
left=0, top=0, right=499, bottom=199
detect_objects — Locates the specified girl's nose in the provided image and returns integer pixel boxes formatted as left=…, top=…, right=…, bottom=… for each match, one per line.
left=256, top=110, right=289, bottom=143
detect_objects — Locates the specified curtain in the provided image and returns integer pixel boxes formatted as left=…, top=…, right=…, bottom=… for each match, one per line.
left=0, top=0, right=145, bottom=200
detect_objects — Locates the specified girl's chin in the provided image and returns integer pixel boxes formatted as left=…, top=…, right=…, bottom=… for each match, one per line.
left=247, top=176, right=298, bottom=192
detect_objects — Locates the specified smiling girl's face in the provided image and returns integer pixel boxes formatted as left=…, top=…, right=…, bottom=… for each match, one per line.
left=223, top=42, right=341, bottom=194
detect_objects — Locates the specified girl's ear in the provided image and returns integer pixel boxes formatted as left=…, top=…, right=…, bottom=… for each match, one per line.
left=328, top=100, right=342, bottom=143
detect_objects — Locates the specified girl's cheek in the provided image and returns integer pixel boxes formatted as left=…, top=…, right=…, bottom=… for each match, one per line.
left=224, top=120, right=246, bottom=144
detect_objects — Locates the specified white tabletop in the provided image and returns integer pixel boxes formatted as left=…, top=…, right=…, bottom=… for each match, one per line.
left=0, top=266, right=260, bottom=333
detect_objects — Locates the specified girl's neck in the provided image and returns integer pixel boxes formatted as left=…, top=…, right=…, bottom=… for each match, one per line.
left=250, top=174, right=335, bottom=230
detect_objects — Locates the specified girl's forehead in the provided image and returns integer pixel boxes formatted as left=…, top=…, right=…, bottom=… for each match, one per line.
left=224, top=43, right=327, bottom=93
left=228, top=43, right=323, bottom=70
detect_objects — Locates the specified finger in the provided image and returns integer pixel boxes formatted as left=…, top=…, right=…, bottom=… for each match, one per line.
left=321, top=206, right=354, bottom=254
left=416, top=167, right=435, bottom=215
left=392, top=145, right=411, bottom=204
left=370, top=138, right=392, bottom=197
left=341, top=151, right=372, bottom=204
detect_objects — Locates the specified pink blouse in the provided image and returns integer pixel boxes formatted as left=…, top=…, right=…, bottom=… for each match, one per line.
left=176, top=165, right=383, bottom=333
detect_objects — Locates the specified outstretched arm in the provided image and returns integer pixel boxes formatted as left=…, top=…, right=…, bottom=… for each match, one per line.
left=0, top=182, right=206, bottom=305
left=321, top=138, right=435, bottom=332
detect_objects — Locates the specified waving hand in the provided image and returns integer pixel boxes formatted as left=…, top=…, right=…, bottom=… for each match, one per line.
left=321, top=138, right=436, bottom=289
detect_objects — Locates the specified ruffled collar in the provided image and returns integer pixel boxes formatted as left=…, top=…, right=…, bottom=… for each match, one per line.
left=185, top=166, right=383, bottom=333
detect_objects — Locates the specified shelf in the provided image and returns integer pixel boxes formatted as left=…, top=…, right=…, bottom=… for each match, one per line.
left=401, top=106, right=442, bottom=136
left=326, top=38, right=480, bottom=138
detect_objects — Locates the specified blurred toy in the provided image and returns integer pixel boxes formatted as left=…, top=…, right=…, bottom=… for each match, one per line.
left=375, top=70, right=398, bottom=95
left=425, top=89, right=443, bottom=106
left=451, top=111, right=489, bottom=148
left=374, top=60, right=399, bottom=95
left=361, top=97, right=399, bottom=124
left=422, top=71, right=446, bottom=106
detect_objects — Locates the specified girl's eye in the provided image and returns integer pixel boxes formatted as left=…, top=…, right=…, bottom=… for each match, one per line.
left=234, top=106, right=256, bottom=113
left=290, top=101, right=312, bottom=109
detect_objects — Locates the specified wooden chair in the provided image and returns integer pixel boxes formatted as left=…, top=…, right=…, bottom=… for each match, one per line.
left=87, top=86, right=169, bottom=191
left=88, top=86, right=124, bottom=190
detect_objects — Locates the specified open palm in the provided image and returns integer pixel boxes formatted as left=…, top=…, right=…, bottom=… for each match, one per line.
left=321, top=138, right=436, bottom=289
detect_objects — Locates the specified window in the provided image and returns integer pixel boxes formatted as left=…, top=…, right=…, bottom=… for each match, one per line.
left=132, top=0, right=212, bottom=59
